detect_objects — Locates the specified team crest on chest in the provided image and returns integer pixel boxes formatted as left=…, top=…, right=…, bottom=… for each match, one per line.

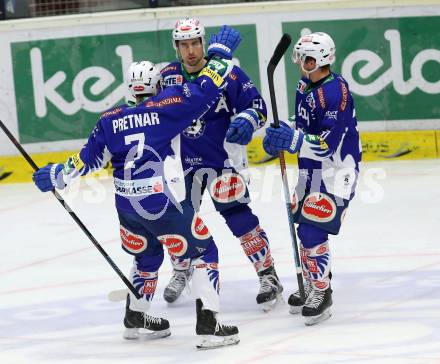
left=306, top=92, right=316, bottom=111
left=183, top=118, right=206, bottom=139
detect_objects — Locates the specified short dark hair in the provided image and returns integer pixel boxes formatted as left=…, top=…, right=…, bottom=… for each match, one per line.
left=176, top=38, right=203, bottom=47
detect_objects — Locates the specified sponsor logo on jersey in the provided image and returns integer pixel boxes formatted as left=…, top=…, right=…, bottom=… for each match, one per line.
left=301, top=192, right=336, bottom=223
left=306, top=134, right=329, bottom=150
left=324, top=110, right=338, bottom=120
left=300, top=246, right=309, bottom=265
left=191, top=215, right=211, bottom=240
left=163, top=74, right=183, bottom=87
left=262, top=251, right=273, bottom=269
left=228, top=72, right=237, bottom=81
left=161, top=65, right=178, bottom=74
left=183, top=83, right=191, bottom=97
left=143, top=278, right=157, bottom=295
left=114, top=176, right=163, bottom=197
left=316, top=243, right=328, bottom=255
left=297, top=80, right=307, bottom=94
left=340, top=82, right=348, bottom=111
left=184, top=156, right=203, bottom=166
left=69, top=153, right=85, bottom=172
left=183, top=118, right=206, bottom=139
left=317, top=87, right=326, bottom=108
left=101, top=107, right=122, bottom=119
left=146, top=96, right=183, bottom=108
left=138, top=271, right=158, bottom=278
left=313, top=280, right=329, bottom=290
left=158, top=234, right=188, bottom=257
left=209, top=173, right=246, bottom=203
left=242, top=80, right=255, bottom=92
left=306, top=258, right=319, bottom=273
left=306, top=92, right=316, bottom=111
left=240, top=226, right=267, bottom=256
left=120, top=226, right=147, bottom=253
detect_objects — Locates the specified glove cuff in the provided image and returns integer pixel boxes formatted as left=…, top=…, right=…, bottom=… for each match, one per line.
left=50, top=163, right=66, bottom=189
left=208, top=42, right=232, bottom=55
left=235, top=109, right=260, bottom=131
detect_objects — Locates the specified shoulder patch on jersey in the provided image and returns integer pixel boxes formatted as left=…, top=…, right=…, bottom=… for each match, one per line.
left=317, top=87, right=326, bottom=108
left=158, top=234, right=188, bottom=257
left=228, top=72, right=238, bottom=81
left=191, top=215, right=211, bottom=240
left=120, top=226, right=147, bottom=254
left=301, top=192, right=336, bottom=223
left=146, top=96, right=183, bottom=108
left=340, top=82, right=348, bottom=111
left=209, top=173, right=246, bottom=203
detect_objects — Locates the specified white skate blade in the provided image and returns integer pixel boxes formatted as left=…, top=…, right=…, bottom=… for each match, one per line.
left=196, top=334, right=240, bottom=350
left=108, top=289, right=128, bottom=302
left=304, top=309, right=332, bottom=326
left=123, top=327, right=171, bottom=340
left=260, top=293, right=284, bottom=312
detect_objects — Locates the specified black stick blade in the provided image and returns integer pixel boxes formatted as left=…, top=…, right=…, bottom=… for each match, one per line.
left=268, top=33, right=292, bottom=69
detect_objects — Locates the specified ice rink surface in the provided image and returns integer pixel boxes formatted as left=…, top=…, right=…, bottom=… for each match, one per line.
left=1, top=160, right=439, bottom=364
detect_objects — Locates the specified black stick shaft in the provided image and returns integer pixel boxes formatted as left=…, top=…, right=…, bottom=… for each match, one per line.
left=0, top=119, right=141, bottom=300
left=266, top=34, right=306, bottom=301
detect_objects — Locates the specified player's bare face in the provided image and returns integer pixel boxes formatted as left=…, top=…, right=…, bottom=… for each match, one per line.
left=178, top=39, right=204, bottom=69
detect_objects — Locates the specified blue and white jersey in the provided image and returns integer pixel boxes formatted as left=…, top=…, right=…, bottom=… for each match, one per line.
left=161, top=61, right=267, bottom=172
left=293, top=72, right=362, bottom=200
left=63, top=73, right=223, bottom=214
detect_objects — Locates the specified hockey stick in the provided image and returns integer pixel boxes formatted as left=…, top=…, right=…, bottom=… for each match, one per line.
left=267, top=34, right=305, bottom=301
left=0, top=120, right=141, bottom=300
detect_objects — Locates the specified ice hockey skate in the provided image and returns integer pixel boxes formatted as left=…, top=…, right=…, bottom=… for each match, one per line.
left=195, top=299, right=239, bottom=349
left=163, top=268, right=193, bottom=303
left=302, top=287, right=333, bottom=326
left=123, top=295, right=171, bottom=340
left=256, top=266, right=284, bottom=311
left=287, top=279, right=313, bottom=314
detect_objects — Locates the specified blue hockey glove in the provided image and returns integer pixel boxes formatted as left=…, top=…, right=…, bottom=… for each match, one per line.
left=263, top=123, right=304, bottom=156
left=226, top=109, right=260, bottom=145
left=207, top=25, right=241, bottom=60
left=33, top=163, right=66, bottom=192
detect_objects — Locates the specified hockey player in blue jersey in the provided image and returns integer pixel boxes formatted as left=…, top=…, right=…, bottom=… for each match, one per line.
left=161, top=17, right=283, bottom=310
left=33, top=58, right=241, bottom=349
left=263, top=32, right=361, bottom=325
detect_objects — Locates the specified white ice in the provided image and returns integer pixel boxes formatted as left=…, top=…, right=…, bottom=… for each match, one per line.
left=1, top=160, right=439, bottom=364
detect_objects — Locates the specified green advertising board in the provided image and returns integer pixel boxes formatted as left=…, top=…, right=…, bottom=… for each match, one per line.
left=11, top=24, right=259, bottom=143
left=283, top=16, right=440, bottom=122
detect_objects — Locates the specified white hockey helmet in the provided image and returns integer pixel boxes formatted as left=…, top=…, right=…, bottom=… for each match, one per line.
left=172, top=17, right=205, bottom=52
left=126, top=61, right=162, bottom=97
left=292, top=32, right=336, bottom=73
